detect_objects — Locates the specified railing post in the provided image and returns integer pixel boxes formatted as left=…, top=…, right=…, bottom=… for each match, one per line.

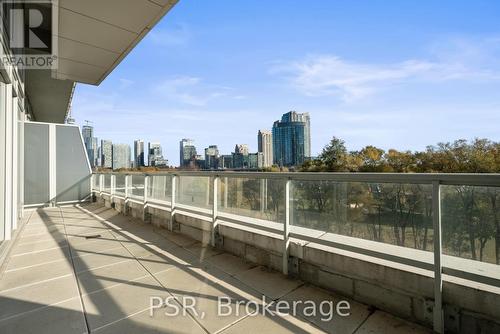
left=125, top=174, right=130, bottom=199
left=211, top=176, right=219, bottom=247
left=260, top=178, right=265, bottom=213
left=432, top=181, right=444, bottom=334
left=170, top=174, right=176, bottom=231
left=143, top=175, right=149, bottom=221
left=224, top=177, right=228, bottom=209
left=99, top=174, right=103, bottom=194
left=144, top=175, right=149, bottom=203
left=283, top=178, right=291, bottom=275
left=110, top=174, right=116, bottom=200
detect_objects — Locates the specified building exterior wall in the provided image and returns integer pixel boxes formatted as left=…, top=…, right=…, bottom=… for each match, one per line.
left=134, top=140, right=145, bottom=167
left=272, top=111, right=311, bottom=167
left=204, top=145, right=219, bottom=169
left=180, top=139, right=196, bottom=167
left=82, top=125, right=98, bottom=167
left=148, top=142, right=167, bottom=167
left=112, top=144, right=131, bottom=170
left=258, top=130, right=273, bottom=167
left=101, top=140, right=112, bottom=168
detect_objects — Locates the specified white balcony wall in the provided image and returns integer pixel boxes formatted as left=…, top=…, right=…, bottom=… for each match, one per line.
left=24, top=122, right=91, bottom=207
left=0, top=61, right=25, bottom=244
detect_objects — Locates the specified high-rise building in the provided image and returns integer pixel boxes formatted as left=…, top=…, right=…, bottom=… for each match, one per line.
left=134, top=140, right=145, bottom=168
left=272, top=111, right=311, bottom=167
left=82, top=125, right=98, bottom=167
left=82, top=125, right=93, bottom=143
left=91, top=137, right=98, bottom=166
left=248, top=152, right=264, bottom=169
left=148, top=142, right=168, bottom=167
left=112, top=144, right=131, bottom=170
left=101, top=140, right=113, bottom=168
left=232, top=144, right=249, bottom=169
left=218, top=155, right=233, bottom=169
left=234, top=144, right=249, bottom=155
left=204, top=145, right=219, bottom=169
left=258, top=130, right=273, bottom=167
left=180, top=139, right=197, bottom=167
left=96, top=146, right=102, bottom=167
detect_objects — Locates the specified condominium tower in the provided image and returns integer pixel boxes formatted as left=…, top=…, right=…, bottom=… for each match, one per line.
left=272, top=111, right=311, bottom=167
left=134, top=140, right=145, bottom=167
left=101, top=140, right=113, bottom=168
left=112, top=144, right=131, bottom=170
left=180, top=139, right=197, bottom=167
left=258, top=130, right=273, bottom=167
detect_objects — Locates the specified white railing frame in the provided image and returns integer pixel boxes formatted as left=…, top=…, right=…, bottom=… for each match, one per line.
left=91, top=171, right=500, bottom=334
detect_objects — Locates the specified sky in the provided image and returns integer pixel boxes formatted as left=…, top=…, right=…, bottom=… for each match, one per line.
left=72, top=0, right=500, bottom=166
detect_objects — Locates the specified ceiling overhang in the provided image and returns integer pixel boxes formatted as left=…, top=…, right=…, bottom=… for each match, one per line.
left=26, top=0, right=178, bottom=122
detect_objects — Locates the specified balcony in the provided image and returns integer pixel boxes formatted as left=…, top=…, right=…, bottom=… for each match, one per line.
left=6, top=170, right=500, bottom=333
left=1, top=203, right=433, bottom=334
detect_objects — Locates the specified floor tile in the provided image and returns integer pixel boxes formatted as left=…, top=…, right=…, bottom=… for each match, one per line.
left=281, top=285, right=371, bottom=333
left=11, top=238, right=68, bottom=255
left=93, top=307, right=205, bottom=334
left=220, top=309, right=325, bottom=334
left=154, top=267, right=263, bottom=333
left=5, top=247, right=70, bottom=270
left=0, top=276, right=80, bottom=321
left=355, top=311, right=432, bottom=334
left=0, top=298, right=86, bottom=334
left=0, top=260, right=74, bottom=292
left=72, top=246, right=132, bottom=273
left=77, top=259, right=150, bottom=294
left=83, top=276, right=169, bottom=331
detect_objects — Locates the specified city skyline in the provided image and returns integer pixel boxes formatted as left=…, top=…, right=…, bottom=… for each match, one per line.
left=72, top=1, right=500, bottom=166
left=81, top=110, right=312, bottom=169
left=81, top=111, right=298, bottom=169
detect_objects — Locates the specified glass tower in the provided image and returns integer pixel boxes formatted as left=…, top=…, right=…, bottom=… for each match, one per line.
left=272, top=111, right=311, bottom=167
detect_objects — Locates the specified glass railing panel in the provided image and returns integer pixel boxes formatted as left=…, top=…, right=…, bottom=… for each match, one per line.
left=131, top=175, right=145, bottom=198
left=103, top=174, right=111, bottom=193
left=93, top=174, right=100, bottom=190
left=218, top=177, right=285, bottom=223
left=115, top=174, right=126, bottom=196
left=177, top=176, right=212, bottom=209
left=442, top=185, right=499, bottom=265
left=149, top=175, right=172, bottom=203
left=291, top=180, right=433, bottom=250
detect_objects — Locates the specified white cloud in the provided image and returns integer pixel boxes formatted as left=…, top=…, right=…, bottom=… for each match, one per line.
left=155, top=76, right=239, bottom=106
left=272, top=39, right=500, bottom=102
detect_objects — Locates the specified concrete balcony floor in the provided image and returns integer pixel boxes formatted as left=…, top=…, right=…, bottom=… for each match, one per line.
left=0, top=204, right=431, bottom=334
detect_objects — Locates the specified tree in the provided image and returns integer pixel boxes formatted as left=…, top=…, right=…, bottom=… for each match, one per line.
left=319, top=137, right=349, bottom=171
left=357, top=146, right=387, bottom=172
left=385, top=149, right=416, bottom=173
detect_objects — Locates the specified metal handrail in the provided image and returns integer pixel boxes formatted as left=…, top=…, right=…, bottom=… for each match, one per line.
left=95, top=171, right=500, bottom=186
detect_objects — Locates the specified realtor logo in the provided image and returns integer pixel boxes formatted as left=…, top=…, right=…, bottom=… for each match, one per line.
left=1, top=0, right=58, bottom=69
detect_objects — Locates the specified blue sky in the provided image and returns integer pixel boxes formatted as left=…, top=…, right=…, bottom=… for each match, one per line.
left=72, top=0, right=500, bottom=166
